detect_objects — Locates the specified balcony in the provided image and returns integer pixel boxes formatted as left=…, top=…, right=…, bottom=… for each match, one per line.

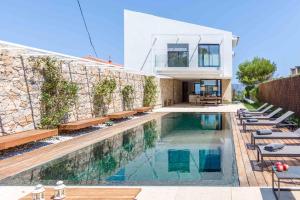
left=154, top=55, right=225, bottom=79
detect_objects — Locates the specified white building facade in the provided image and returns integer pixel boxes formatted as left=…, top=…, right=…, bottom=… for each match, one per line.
left=124, top=10, right=239, bottom=103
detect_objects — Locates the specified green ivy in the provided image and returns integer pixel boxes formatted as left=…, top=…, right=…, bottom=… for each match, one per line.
left=93, top=78, right=116, bottom=116
left=121, top=85, right=134, bottom=110
left=143, top=76, right=157, bottom=107
left=32, top=57, right=78, bottom=129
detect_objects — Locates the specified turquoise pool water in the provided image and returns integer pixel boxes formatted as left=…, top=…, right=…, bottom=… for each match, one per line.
left=1, top=113, right=239, bottom=186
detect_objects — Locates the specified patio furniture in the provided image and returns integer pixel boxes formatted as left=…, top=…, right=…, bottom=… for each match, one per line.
left=242, top=111, right=294, bottom=132
left=189, top=95, right=197, bottom=104
left=238, top=105, right=274, bottom=118
left=237, top=103, right=268, bottom=115
left=243, top=103, right=268, bottom=112
left=257, top=144, right=300, bottom=169
left=134, top=106, right=152, bottom=113
left=108, top=110, right=137, bottom=120
left=59, top=117, right=109, bottom=133
left=251, top=128, right=300, bottom=146
left=0, top=129, right=58, bottom=150
left=272, top=166, right=300, bottom=200
left=239, top=107, right=282, bottom=124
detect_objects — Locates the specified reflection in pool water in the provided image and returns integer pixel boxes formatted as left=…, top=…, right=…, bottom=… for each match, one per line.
left=1, top=113, right=238, bottom=186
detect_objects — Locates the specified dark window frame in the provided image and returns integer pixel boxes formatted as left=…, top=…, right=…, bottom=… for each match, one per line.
left=167, top=43, right=189, bottom=67
left=193, top=79, right=222, bottom=97
left=198, top=44, right=221, bottom=67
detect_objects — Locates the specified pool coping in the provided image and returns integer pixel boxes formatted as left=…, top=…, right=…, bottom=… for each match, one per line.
left=0, top=112, right=168, bottom=181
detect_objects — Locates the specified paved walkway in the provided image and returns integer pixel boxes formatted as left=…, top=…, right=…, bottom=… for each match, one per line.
left=2, top=186, right=300, bottom=200
left=154, top=103, right=245, bottom=113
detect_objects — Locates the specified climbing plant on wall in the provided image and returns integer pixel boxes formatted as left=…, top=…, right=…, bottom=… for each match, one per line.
left=121, top=85, right=135, bottom=110
left=143, top=76, right=157, bottom=107
left=31, top=57, right=78, bottom=128
left=93, top=78, right=116, bottom=116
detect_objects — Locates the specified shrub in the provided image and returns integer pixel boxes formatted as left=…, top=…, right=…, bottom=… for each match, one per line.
left=143, top=76, right=157, bottom=106
left=93, top=78, right=116, bottom=116
left=121, top=85, right=135, bottom=110
left=31, top=57, right=78, bottom=128
left=249, top=87, right=259, bottom=101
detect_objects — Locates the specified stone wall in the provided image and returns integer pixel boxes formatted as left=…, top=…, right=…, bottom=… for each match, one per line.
left=221, top=79, right=232, bottom=102
left=0, top=44, right=162, bottom=135
left=258, top=75, right=300, bottom=117
left=159, top=79, right=182, bottom=106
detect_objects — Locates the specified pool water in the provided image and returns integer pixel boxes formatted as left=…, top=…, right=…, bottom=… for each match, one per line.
left=0, top=113, right=239, bottom=186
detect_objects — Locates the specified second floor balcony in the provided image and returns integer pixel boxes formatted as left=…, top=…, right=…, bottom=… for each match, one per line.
left=153, top=46, right=226, bottom=79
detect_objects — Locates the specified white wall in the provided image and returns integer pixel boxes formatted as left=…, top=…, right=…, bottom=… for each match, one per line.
left=124, top=10, right=235, bottom=78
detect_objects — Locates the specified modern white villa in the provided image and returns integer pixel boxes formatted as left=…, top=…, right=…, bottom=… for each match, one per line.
left=124, top=10, right=239, bottom=104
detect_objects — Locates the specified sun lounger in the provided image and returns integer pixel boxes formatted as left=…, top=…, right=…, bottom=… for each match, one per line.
left=237, top=103, right=268, bottom=115
left=108, top=110, right=137, bottom=120
left=238, top=103, right=268, bottom=112
left=257, top=144, right=300, bottom=170
left=238, top=105, right=274, bottom=118
left=239, top=105, right=274, bottom=117
left=0, top=129, right=58, bottom=150
left=59, top=117, right=109, bottom=132
left=239, top=107, right=282, bottom=124
left=251, top=128, right=300, bottom=146
left=242, top=111, right=295, bottom=132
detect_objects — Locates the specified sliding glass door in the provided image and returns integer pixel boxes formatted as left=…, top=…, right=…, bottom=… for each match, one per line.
left=194, top=79, right=222, bottom=97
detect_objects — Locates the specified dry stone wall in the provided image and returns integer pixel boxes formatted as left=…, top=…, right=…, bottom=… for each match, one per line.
left=0, top=44, right=162, bottom=135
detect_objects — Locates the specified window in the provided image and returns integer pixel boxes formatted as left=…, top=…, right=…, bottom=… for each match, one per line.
left=198, top=44, right=220, bottom=67
left=194, top=83, right=201, bottom=95
left=194, top=80, right=222, bottom=96
left=167, top=44, right=189, bottom=67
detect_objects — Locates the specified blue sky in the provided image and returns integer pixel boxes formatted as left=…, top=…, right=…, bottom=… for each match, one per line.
left=1, top=0, right=299, bottom=83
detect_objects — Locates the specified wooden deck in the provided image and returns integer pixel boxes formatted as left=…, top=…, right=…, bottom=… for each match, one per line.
left=20, top=188, right=141, bottom=200
left=231, top=113, right=300, bottom=187
left=0, top=129, right=58, bottom=150
left=59, top=117, right=109, bottom=132
left=108, top=110, right=137, bottom=119
left=0, top=112, right=167, bottom=180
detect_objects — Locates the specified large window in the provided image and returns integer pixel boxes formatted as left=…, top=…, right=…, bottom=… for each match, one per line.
left=167, top=44, right=189, bottom=67
left=194, top=80, right=222, bottom=96
left=198, top=44, right=220, bottom=67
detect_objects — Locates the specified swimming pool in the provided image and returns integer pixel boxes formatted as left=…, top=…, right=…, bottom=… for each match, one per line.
left=0, top=113, right=239, bottom=186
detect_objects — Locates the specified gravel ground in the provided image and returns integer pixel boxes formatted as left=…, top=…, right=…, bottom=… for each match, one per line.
left=0, top=115, right=142, bottom=160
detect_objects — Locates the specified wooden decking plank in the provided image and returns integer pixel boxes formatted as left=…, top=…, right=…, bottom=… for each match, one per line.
left=0, top=129, right=58, bottom=150
left=108, top=111, right=137, bottom=119
left=240, top=126, right=267, bottom=186
left=20, top=188, right=141, bottom=200
left=233, top=112, right=300, bottom=188
left=232, top=114, right=258, bottom=186
left=230, top=113, right=249, bottom=186
left=59, top=117, right=109, bottom=132
left=134, top=106, right=152, bottom=113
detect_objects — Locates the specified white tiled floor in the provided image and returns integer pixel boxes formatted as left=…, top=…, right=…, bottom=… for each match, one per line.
left=137, top=186, right=300, bottom=200
left=3, top=186, right=300, bottom=200
left=154, top=103, right=245, bottom=113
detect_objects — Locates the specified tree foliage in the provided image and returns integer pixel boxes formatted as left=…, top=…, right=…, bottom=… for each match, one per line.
left=236, top=57, right=276, bottom=97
